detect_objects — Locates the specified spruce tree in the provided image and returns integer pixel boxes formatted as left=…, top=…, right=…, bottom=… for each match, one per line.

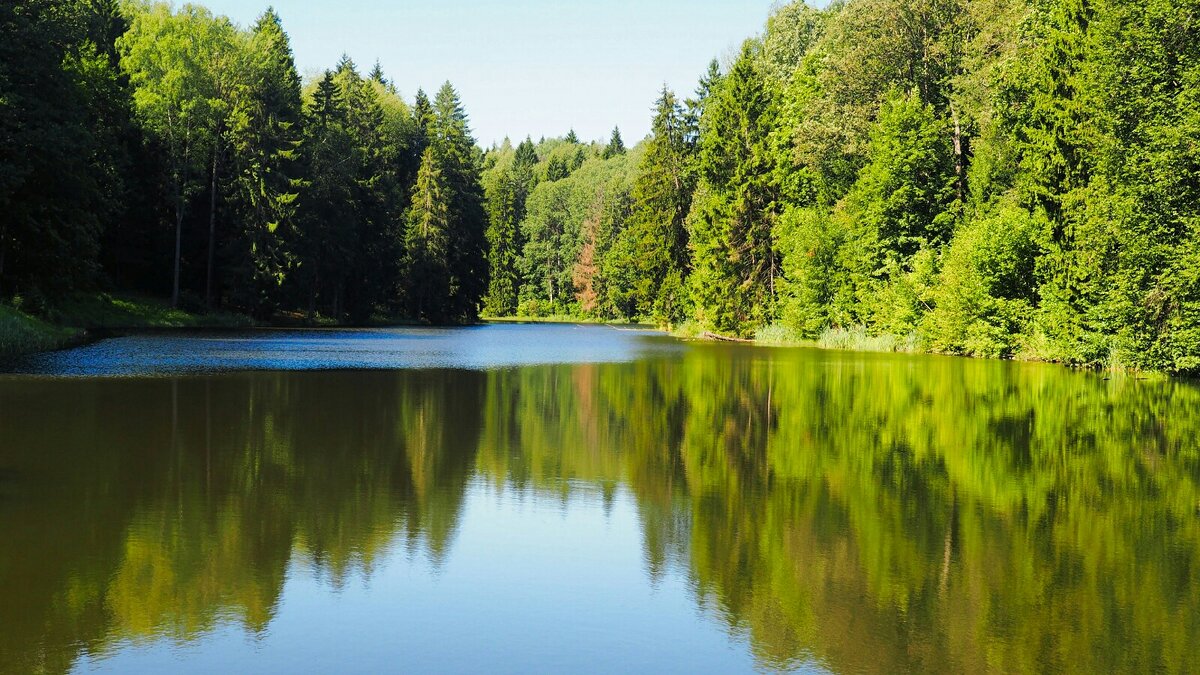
left=603, top=126, right=626, bottom=159
left=224, top=7, right=302, bottom=317
left=615, top=88, right=694, bottom=323
left=430, top=82, right=488, bottom=322
left=405, top=147, right=452, bottom=321
left=688, top=42, right=781, bottom=336
left=294, top=71, right=357, bottom=319
left=484, top=137, right=537, bottom=315
left=369, top=60, right=387, bottom=86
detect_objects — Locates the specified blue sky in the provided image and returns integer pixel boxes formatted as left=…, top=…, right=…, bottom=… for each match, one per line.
left=198, top=0, right=774, bottom=146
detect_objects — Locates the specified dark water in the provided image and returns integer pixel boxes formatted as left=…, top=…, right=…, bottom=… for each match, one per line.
left=1, top=325, right=1197, bottom=673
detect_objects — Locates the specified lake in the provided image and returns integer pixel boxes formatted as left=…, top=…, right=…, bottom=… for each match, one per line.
left=1, top=324, right=1197, bottom=673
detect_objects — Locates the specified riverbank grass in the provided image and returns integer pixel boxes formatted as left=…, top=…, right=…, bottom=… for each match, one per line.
left=45, top=294, right=253, bottom=330
left=0, top=305, right=81, bottom=358
left=2, top=294, right=256, bottom=360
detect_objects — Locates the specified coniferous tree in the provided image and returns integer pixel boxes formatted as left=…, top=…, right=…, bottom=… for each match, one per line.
left=545, top=154, right=570, bottom=182
left=369, top=60, right=387, bottom=86
left=613, top=88, right=694, bottom=323
left=223, top=8, right=302, bottom=317
left=405, top=147, right=452, bottom=321
left=484, top=137, right=537, bottom=315
left=334, top=58, right=396, bottom=322
left=430, top=82, right=488, bottom=322
left=603, top=127, right=626, bottom=159
left=688, top=42, right=781, bottom=336
left=293, top=71, right=356, bottom=319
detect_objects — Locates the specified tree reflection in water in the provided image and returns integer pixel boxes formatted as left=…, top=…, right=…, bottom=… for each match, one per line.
left=1, top=346, right=1197, bottom=673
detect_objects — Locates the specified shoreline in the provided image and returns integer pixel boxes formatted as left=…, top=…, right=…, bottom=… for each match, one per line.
left=0, top=300, right=1180, bottom=381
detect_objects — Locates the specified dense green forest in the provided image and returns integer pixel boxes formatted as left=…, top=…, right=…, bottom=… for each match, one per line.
left=482, top=0, right=1200, bottom=376
left=3, top=0, right=1200, bottom=373
left=1, top=0, right=485, bottom=324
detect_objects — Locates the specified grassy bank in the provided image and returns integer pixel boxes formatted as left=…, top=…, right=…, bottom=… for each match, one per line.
left=675, top=322, right=1162, bottom=377
left=1, top=294, right=255, bottom=360
left=44, top=294, right=253, bottom=330
left=0, top=305, right=82, bottom=358
left=483, top=315, right=651, bottom=327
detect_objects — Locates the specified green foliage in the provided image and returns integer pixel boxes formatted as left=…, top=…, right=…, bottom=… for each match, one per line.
left=405, top=148, right=452, bottom=321
left=0, top=0, right=128, bottom=296
left=925, top=200, right=1039, bottom=357
left=688, top=42, right=781, bottom=337
left=0, top=303, right=78, bottom=357
left=612, top=88, right=695, bottom=325
left=5, top=0, right=1200, bottom=371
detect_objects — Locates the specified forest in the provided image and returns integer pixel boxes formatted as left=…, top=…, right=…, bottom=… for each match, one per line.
left=3, top=0, right=1200, bottom=374
left=1, top=0, right=485, bottom=326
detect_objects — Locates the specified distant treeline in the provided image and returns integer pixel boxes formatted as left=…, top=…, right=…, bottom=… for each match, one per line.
left=482, top=0, right=1200, bottom=375
left=3, top=0, right=1200, bottom=372
left=0, top=0, right=485, bottom=324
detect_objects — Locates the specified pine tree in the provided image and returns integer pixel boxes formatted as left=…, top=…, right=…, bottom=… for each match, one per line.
left=294, top=71, right=357, bottom=319
left=224, top=7, right=302, bottom=317
left=615, top=88, right=694, bottom=323
left=565, top=128, right=580, bottom=144
left=483, top=137, right=537, bottom=315
left=405, top=147, right=452, bottom=321
left=603, top=126, right=625, bottom=159
left=688, top=42, right=781, bottom=336
left=430, top=82, right=488, bottom=322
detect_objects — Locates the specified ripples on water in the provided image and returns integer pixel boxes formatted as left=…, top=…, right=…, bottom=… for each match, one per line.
left=0, top=324, right=1197, bottom=673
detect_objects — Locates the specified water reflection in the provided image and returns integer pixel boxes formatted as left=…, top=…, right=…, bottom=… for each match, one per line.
left=1, top=342, right=1198, bottom=673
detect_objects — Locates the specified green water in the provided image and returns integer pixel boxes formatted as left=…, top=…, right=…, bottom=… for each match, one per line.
left=1, top=325, right=1197, bottom=673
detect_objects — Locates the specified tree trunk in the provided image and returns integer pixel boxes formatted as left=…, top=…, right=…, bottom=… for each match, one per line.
left=307, top=270, right=319, bottom=322
left=0, top=218, right=8, bottom=286
left=952, top=105, right=965, bottom=204
left=172, top=199, right=184, bottom=308
left=206, top=147, right=218, bottom=310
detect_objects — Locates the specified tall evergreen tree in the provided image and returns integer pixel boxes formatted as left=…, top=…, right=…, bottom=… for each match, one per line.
left=483, top=137, right=537, bottom=315
left=223, top=8, right=302, bottom=316
left=405, top=147, right=452, bottom=321
left=613, top=88, right=694, bottom=323
left=430, top=82, right=488, bottom=322
left=293, top=71, right=356, bottom=319
left=688, top=42, right=781, bottom=336
left=333, top=58, right=397, bottom=322
left=603, top=126, right=626, bottom=159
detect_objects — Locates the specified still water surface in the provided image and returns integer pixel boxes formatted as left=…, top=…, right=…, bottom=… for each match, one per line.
left=1, top=324, right=1197, bottom=673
